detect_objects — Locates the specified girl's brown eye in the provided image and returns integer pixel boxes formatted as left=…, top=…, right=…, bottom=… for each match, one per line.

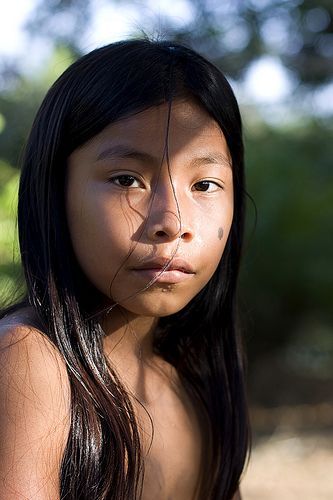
left=193, top=180, right=221, bottom=192
left=110, top=175, right=141, bottom=187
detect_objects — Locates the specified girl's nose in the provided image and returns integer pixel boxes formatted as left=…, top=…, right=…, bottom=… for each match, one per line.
left=146, top=210, right=193, bottom=242
left=145, top=182, right=193, bottom=242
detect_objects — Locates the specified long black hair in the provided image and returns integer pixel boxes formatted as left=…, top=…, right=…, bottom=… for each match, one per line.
left=4, top=39, right=249, bottom=499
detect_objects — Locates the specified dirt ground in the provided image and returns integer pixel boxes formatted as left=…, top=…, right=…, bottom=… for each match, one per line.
left=241, top=431, right=333, bottom=499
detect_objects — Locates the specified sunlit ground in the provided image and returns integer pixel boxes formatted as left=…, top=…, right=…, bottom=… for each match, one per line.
left=242, top=405, right=333, bottom=499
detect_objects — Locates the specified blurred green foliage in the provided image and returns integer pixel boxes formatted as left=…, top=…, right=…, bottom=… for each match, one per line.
left=0, top=47, right=75, bottom=306
left=242, top=122, right=333, bottom=401
left=243, top=121, right=333, bottom=354
left=0, top=47, right=75, bottom=167
left=0, top=160, right=21, bottom=305
left=22, top=0, right=333, bottom=86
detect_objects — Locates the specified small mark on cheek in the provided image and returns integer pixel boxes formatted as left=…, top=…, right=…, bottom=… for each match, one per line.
left=218, top=227, right=224, bottom=240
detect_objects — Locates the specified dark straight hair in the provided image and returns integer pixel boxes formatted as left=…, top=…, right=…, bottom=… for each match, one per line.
left=6, top=39, right=249, bottom=499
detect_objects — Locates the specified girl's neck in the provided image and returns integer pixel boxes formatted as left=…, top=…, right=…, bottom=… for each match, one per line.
left=101, top=305, right=158, bottom=360
left=101, top=306, right=178, bottom=404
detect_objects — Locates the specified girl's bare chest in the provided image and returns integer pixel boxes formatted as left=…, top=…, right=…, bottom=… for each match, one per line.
left=134, top=389, right=203, bottom=500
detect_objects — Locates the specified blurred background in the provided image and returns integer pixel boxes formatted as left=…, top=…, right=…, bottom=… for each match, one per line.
left=0, top=0, right=332, bottom=497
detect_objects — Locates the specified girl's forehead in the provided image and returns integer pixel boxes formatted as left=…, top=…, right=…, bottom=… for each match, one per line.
left=70, top=100, right=232, bottom=174
left=145, top=100, right=216, bottom=128
left=94, top=99, right=224, bottom=144
left=71, top=98, right=229, bottom=164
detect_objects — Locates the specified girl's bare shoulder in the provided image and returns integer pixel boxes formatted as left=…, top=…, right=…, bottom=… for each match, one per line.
left=0, top=308, right=70, bottom=498
left=0, top=307, right=70, bottom=401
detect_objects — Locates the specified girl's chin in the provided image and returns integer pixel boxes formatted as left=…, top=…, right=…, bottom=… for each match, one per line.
left=115, top=290, right=192, bottom=318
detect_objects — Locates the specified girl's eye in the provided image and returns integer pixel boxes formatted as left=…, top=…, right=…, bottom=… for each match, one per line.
left=192, top=180, right=222, bottom=192
left=109, top=175, right=142, bottom=188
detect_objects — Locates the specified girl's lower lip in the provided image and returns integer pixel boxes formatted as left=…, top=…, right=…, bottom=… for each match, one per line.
left=132, top=268, right=194, bottom=284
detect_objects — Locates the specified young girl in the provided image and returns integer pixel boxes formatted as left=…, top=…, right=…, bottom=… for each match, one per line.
left=0, top=39, right=249, bottom=499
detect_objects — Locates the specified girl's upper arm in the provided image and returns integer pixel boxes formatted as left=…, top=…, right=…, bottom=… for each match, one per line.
left=0, top=323, right=70, bottom=499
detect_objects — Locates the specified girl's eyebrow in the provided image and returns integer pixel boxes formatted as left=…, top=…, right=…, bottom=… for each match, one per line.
left=190, top=153, right=232, bottom=169
left=96, top=145, right=156, bottom=163
left=95, top=145, right=232, bottom=169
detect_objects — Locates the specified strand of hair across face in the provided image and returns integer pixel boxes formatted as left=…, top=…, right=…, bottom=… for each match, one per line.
left=100, top=96, right=183, bottom=315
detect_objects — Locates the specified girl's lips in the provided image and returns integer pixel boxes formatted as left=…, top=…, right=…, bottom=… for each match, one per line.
left=132, top=268, right=195, bottom=284
left=132, top=257, right=195, bottom=273
left=131, top=257, right=195, bottom=284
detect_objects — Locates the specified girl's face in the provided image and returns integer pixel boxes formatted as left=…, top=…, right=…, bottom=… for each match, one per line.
left=66, top=99, right=234, bottom=317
